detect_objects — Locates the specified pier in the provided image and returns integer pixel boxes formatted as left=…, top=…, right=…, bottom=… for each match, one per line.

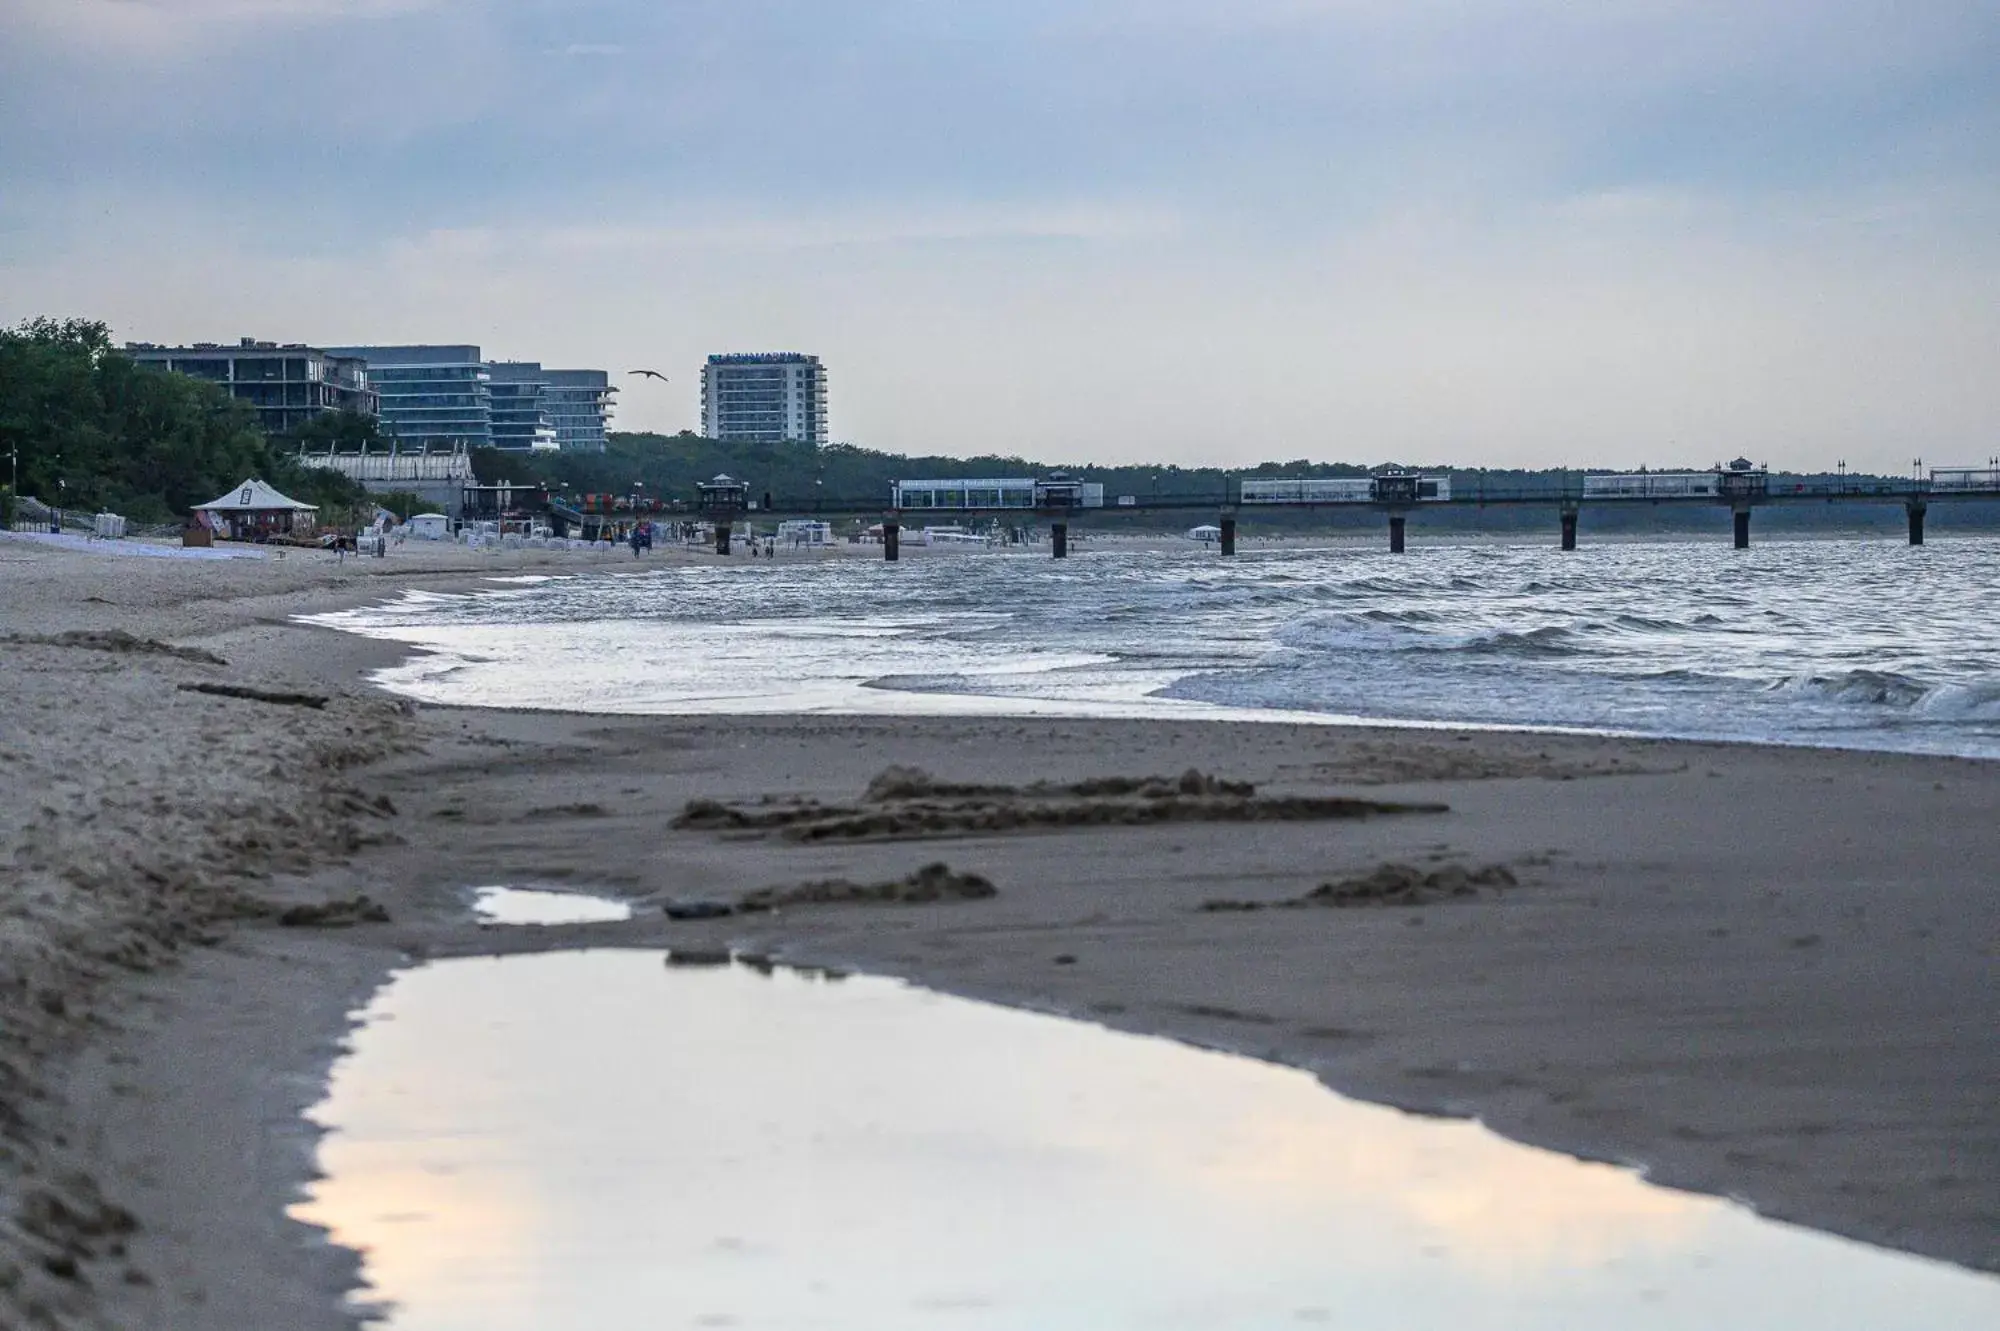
left=720, top=467, right=2000, bottom=559
left=541, top=467, right=2000, bottom=559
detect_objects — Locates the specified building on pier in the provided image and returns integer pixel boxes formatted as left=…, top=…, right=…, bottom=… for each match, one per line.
left=1238, top=473, right=1450, bottom=504
left=892, top=478, right=1038, bottom=510
left=889, top=477, right=1106, bottom=510
left=1929, top=466, right=2000, bottom=491
left=1582, top=472, right=1721, bottom=499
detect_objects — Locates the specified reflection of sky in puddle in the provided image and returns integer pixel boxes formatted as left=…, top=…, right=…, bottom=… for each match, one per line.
left=294, top=954, right=2000, bottom=1330
left=471, top=887, right=632, bottom=926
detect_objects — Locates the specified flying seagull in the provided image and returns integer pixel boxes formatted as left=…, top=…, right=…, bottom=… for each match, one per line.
left=627, top=369, right=669, bottom=382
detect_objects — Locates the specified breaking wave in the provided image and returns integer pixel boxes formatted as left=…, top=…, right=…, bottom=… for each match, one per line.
left=1276, top=613, right=1585, bottom=658
left=312, top=532, right=2000, bottom=758
left=1767, top=669, right=1933, bottom=708
left=1911, top=678, right=2000, bottom=719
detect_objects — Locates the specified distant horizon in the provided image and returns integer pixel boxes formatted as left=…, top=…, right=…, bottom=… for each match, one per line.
left=18, top=315, right=1969, bottom=481
left=552, top=430, right=1973, bottom=490
left=595, top=426, right=1930, bottom=481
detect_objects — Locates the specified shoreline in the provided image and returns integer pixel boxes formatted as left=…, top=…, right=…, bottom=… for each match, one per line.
left=3, top=540, right=1997, bottom=1327
left=281, top=529, right=2000, bottom=767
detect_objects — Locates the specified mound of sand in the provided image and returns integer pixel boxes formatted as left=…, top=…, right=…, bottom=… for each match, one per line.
left=1200, top=862, right=1520, bottom=912
left=6, top=630, right=226, bottom=666
left=677, top=767, right=1443, bottom=843
left=739, top=862, right=998, bottom=910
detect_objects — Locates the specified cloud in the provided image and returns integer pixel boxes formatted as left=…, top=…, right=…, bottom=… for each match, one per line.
left=11, top=0, right=446, bottom=52
left=3, top=0, right=1997, bottom=469
left=522, top=200, right=1181, bottom=254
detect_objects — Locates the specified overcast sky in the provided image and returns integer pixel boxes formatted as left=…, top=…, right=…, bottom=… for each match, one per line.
left=4, top=0, right=1996, bottom=471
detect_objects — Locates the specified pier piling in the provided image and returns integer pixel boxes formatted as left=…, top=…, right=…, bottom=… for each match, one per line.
left=883, top=520, right=899, bottom=561
left=715, top=523, right=731, bottom=556
left=679, top=469, right=2000, bottom=552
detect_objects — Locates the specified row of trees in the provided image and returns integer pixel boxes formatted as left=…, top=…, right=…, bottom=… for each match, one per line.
left=469, top=431, right=1408, bottom=508
left=7, top=318, right=1946, bottom=536
left=467, top=431, right=1935, bottom=534
left=0, top=317, right=368, bottom=525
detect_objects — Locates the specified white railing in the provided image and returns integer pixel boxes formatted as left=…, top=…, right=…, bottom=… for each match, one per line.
left=297, top=451, right=475, bottom=483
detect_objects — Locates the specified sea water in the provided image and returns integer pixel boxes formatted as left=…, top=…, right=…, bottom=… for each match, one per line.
left=294, top=954, right=2000, bottom=1329
left=306, top=536, right=2000, bottom=757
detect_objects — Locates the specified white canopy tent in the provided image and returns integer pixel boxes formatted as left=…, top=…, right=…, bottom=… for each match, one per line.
left=193, top=478, right=318, bottom=540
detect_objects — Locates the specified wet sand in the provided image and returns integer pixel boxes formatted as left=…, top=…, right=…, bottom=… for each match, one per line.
left=2, top=537, right=1996, bottom=1328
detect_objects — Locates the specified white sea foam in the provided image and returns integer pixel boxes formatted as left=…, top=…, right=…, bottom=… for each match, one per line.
left=303, top=535, right=2000, bottom=758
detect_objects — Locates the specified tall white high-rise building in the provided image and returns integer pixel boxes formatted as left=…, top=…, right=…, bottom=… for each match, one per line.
left=701, top=353, right=827, bottom=444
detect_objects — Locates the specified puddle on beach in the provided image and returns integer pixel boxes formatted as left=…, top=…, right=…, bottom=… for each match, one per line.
left=295, top=953, right=2000, bottom=1330
left=470, top=887, right=633, bottom=926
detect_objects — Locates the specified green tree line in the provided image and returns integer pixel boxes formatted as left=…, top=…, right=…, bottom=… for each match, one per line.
left=476, top=431, right=1425, bottom=508
left=0, top=317, right=366, bottom=525
left=12, top=317, right=1960, bottom=537
left=466, top=430, right=1960, bottom=535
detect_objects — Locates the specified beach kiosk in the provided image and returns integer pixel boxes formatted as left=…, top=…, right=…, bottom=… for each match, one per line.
left=696, top=474, right=749, bottom=555
left=192, top=478, right=318, bottom=542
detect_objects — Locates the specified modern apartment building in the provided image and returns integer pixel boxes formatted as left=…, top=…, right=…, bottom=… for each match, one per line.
left=324, top=344, right=492, bottom=451
left=139, top=339, right=614, bottom=452
left=124, top=338, right=376, bottom=436
left=485, top=361, right=559, bottom=452
left=701, top=352, right=827, bottom=444
left=477, top=363, right=614, bottom=452
left=543, top=369, right=616, bottom=452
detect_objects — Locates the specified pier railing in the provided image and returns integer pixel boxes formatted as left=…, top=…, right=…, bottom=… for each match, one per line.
left=546, top=475, right=2000, bottom=559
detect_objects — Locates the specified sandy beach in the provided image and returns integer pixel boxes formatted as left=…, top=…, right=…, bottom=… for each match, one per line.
left=2, top=534, right=1996, bottom=1329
